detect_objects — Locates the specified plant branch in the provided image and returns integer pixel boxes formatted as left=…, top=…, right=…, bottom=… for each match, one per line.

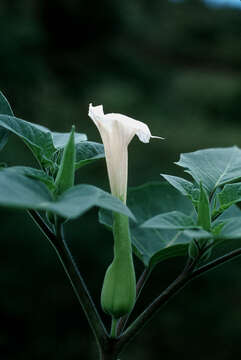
left=117, top=245, right=241, bottom=353
left=191, top=245, right=241, bottom=279
left=29, top=210, right=241, bottom=358
left=28, top=210, right=109, bottom=353
left=117, top=258, right=195, bottom=353
left=28, top=210, right=56, bottom=244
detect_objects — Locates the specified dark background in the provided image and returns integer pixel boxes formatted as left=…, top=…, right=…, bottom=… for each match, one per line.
left=1, top=0, right=241, bottom=359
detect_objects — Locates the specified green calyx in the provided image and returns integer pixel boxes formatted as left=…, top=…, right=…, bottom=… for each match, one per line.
left=197, top=183, right=211, bottom=232
left=54, top=125, right=76, bottom=196
left=101, top=212, right=136, bottom=320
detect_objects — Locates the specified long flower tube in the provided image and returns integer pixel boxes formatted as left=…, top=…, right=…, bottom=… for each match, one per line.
left=89, top=104, right=162, bottom=324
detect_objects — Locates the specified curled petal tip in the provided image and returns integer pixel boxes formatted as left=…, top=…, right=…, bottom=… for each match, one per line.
left=151, top=136, right=165, bottom=140
left=88, top=103, right=104, bottom=119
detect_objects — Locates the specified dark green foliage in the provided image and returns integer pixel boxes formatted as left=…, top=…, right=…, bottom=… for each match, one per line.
left=100, top=182, right=194, bottom=268
left=0, top=1, right=241, bottom=359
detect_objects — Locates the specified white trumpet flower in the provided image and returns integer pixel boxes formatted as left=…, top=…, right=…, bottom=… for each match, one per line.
left=88, top=103, right=162, bottom=203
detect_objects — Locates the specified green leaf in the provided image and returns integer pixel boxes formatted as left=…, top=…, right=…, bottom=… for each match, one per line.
left=0, top=168, right=53, bottom=209
left=176, top=146, right=241, bottom=193
left=141, top=211, right=198, bottom=230
left=48, top=185, right=135, bottom=220
left=200, top=205, right=241, bottom=262
left=75, top=141, right=105, bottom=169
left=216, top=183, right=241, bottom=213
left=0, top=91, right=13, bottom=116
left=0, top=91, right=13, bottom=151
left=0, top=127, right=9, bottom=152
left=0, top=114, right=87, bottom=170
left=0, top=115, right=56, bottom=168
left=99, top=182, right=195, bottom=268
left=161, top=174, right=200, bottom=206
left=183, top=229, right=212, bottom=240
left=161, top=174, right=195, bottom=197
left=52, top=131, right=87, bottom=149
left=0, top=167, right=134, bottom=220
left=218, top=204, right=241, bottom=219
left=3, top=166, right=55, bottom=191
left=213, top=205, right=241, bottom=241
left=215, top=217, right=241, bottom=240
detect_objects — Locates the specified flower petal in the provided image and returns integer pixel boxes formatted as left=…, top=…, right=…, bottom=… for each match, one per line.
left=88, top=103, right=163, bottom=202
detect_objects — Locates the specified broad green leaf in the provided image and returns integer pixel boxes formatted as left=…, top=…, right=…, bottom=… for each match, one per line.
left=213, top=205, right=241, bottom=242
left=75, top=141, right=105, bottom=169
left=0, top=91, right=14, bottom=116
left=0, top=128, right=9, bottom=152
left=0, top=115, right=88, bottom=170
left=49, top=185, right=135, bottom=220
left=199, top=205, right=241, bottom=264
left=141, top=211, right=198, bottom=230
left=215, top=217, right=241, bottom=240
left=183, top=229, right=212, bottom=240
left=161, top=174, right=197, bottom=198
left=161, top=174, right=200, bottom=208
left=52, top=131, right=87, bottom=149
left=217, top=204, right=241, bottom=219
left=216, top=183, right=241, bottom=213
left=0, top=115, right=56, bottom=168
left=0, top=91, right=13, bottom=151
left=0, top=169, right=53, bottom=209
left=99, top=182, right=195, bottom=268
left=176, top=146, right=241, bottom=193
left=3, top=166, right=55, bottom=191
left=0, top=168, right=134, bottom=220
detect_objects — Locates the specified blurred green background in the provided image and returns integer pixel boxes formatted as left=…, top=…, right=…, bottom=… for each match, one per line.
left=1, top=0, right=241, bottom=359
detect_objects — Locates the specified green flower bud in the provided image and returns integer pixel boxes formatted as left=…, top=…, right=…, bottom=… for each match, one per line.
left=55, top=125, right=76, bottom=196
left=101, top=213, right=136, bottom=319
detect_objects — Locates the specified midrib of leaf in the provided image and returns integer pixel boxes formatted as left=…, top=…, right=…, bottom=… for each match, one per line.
left=165, top=231, right=182, bottom=248
left=214, top=147, right=236, bottom=189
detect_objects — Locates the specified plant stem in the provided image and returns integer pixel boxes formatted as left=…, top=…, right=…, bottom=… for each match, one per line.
left=28, top=210, right=56, bottom=244
left=29, top=209, right=241, bottom=358
left=117, top=258, right=195, bottom=353
left=99, top=339, right=119, bottom=360
left=111, top=318, right=118, bottom=338
left=191, top=246, right=241, bottom=279
left=117, top=247, right=241, bottom=353
left=28, top=210, right=109, bottom=354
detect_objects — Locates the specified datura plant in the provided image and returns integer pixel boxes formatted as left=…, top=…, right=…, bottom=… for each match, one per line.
left=1, top=90, right=241, bottom=360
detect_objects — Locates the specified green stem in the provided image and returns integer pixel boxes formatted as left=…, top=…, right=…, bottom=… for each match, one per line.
left=99, top=338, right=119, bottom=360
left=190, top=245, right=241, bottom=279
left=117, top=258, right=196, bottom=353
left=28, top=210, right=109, bottom=354
left=111, top=318, right=118, bottom=338
left=29, top=209, right=241, bottom=358
left=117, top=247, right=241, bottom=354
left=28, top=210, right=56, bottom=245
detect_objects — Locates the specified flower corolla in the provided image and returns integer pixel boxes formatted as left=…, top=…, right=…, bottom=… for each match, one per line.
left=88, top=103, right=162, bottom=203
